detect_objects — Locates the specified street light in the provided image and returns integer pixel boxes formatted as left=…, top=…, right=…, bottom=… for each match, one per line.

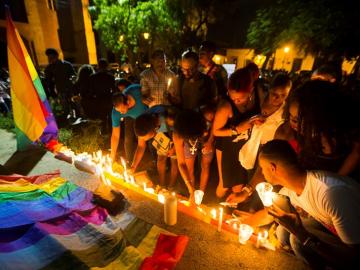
left=282, top=46, right=290, bottom=69
left=143, top=32, right=150, bottom=40
left=119, top=35, right=124, bottom=42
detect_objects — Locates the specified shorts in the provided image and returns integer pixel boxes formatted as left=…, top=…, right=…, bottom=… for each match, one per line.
left=157, top=149, right=177, bottom=159
left=184, top=140, right=214, bottom=160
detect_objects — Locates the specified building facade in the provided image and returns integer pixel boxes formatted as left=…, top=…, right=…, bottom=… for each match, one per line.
left=0, top=0, right=97, bottom=68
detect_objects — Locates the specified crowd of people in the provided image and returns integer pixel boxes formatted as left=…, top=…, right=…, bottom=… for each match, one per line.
left=2, top=41, right=360, bottom=269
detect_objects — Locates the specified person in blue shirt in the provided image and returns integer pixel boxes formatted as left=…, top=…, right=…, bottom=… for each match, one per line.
left=130, top=105, right=178, bottom=188
left=110, top=84, right=147, bottom=162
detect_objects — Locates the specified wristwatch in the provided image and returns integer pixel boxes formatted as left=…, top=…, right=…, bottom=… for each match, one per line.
left=242, top=184, right=254, bottom=196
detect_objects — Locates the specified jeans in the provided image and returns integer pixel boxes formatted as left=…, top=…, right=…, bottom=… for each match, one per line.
left=276, top=217, right=351, bottom=269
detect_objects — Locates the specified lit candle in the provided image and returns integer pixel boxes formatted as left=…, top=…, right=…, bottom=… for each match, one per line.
left=210, top=208, right=217, bottom=219
left=256, top=182, right=274, bottom=207
left=164, top=192, right=177, bottom=225
left=194, top=190, right=204, bottom=205
left=238, top=224, right=254, bottom=244
left=158, top=193, right=165, bottom=204
left=256, top=230, right=268, bottom=248
left=217, top=207, right=223, bottom=232
left=167, top=78, right=172, bottom=90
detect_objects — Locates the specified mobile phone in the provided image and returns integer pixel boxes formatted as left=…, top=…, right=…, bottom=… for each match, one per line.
left=272, top=194, right=292, bottom=213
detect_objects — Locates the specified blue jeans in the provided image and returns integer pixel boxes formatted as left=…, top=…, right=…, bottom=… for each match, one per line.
left=276, top=217, right=346, bottom=269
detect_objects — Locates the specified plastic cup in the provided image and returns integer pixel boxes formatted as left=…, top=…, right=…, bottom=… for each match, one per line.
left=256, top=182, right=273, bottom=207
left=239, top=224, right=254, bottom=244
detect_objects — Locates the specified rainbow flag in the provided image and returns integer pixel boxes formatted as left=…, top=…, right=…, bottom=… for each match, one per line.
left=0, top=172, right=188, bottom=270
left=6, top=7, right=58, bottom=150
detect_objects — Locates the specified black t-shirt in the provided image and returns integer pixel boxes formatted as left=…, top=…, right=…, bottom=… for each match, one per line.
left=88, top=71, right=115, bottom=100
left=179, top=73, right=217, bottom=110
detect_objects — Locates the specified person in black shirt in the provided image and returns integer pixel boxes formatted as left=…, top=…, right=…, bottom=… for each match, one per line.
left=178, top=50, right=217, bottom=110
left=45, top=48, right=76, bottom=117
left=88, top=59, right=115, bottom=132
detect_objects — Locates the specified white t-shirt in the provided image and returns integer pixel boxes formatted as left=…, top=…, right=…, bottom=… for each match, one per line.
left=280, top=171, right=360, bottom=245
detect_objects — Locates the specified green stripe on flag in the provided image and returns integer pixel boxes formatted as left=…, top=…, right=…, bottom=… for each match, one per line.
left=33, top=77, right=47, bottom=100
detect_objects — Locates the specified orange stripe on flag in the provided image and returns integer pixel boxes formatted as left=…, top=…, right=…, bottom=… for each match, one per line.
left=6, top=10, right=47, bottom=142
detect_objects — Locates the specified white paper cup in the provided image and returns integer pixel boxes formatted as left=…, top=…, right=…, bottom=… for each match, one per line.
left=239, top=224, right=254, bottom=244
left=256, top=182, right=273, bottom=207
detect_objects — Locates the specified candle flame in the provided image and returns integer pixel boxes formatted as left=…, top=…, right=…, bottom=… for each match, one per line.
left=210, top=208, right=217, bottom=219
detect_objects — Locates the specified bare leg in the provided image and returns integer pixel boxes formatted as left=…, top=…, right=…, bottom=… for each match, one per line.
left=200, top=153, right=213, bottom=192
left=169, top=158, right=179, bottom=188
left=216, top=149, right=228, bottom=198
left=185, top=156, right=196, bottom=188
left=157, top=155, right=167, bottom=187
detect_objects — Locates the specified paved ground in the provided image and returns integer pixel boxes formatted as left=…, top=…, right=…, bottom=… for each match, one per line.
left=0, top=129, right=308, bottom=270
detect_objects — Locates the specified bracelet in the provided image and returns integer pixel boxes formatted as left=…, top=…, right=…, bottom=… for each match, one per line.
left=242, top=184, right=253, bottom=196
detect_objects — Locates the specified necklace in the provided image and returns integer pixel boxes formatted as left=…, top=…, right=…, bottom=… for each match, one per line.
left=188, top=139, right=198, bottom=155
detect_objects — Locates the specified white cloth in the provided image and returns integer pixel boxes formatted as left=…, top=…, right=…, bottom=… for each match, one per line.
left=239, top=105, right=285, bottom=170
left=280, top=171, right=360, bottom=245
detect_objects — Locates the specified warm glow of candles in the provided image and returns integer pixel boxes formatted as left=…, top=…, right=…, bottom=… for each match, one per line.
left=194, top=190, right=204, bottom=206
left=217, top=207, right=223, bottom=232
left=167, top=78, right=172, bottom=90
left=210, top=208, right=217, bottom=219
left=256, top=230, right=268, bottom=248
left=158, top=193, right=166, bottom=204
left=239, top=224, right=254, bottom=244
left=256, top=182, right=274, bottom=207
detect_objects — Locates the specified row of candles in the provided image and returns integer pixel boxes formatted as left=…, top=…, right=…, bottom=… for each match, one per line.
left=56, top=147, right=275, bottom=248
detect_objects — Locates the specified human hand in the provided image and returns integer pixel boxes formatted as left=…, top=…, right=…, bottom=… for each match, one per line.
left=202, top=141, right=213, bottom=155
left=249, top=115, right=266, bottom=126
left=167, top=146, right=176, bottom=157
left=267, top=203, right=304, bottom=237
left=226, top=191, right=250, bottom=204
left=127, top=167, right=135, bottom=175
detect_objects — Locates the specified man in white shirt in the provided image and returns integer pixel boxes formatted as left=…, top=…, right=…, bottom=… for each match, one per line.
left=247, top=139, right=360, bottom=269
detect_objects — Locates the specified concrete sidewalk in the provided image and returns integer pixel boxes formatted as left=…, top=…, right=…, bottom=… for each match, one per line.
left=0, top=129, right=308, bottom=270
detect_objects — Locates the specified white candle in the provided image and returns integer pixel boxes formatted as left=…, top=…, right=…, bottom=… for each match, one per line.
left=256, top=230, right=268, bottom=248
left=210, top=208, right=217, bottom=219
left=194, top=190, right=204, bottom=205
left=164, top=193, right=177, bottom=225
left=256, top=182, right=274, bottom=207
left=217, top=207, right=223, bottom=232
left=239, top=224, right=254, bottom=244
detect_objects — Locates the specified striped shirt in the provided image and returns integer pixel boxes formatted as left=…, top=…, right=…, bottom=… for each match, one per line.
left=140, top=68, right=177, bottom=106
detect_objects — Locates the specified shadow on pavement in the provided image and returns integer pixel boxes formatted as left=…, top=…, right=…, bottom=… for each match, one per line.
left=0, top=145, right=46, bottom=175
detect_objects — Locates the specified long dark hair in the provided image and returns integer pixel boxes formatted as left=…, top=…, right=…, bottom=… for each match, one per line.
left=285, top=80, right=354, bottom=156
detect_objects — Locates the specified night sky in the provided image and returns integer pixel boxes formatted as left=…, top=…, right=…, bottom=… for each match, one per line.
left=207, top=0, right=275, bottom=48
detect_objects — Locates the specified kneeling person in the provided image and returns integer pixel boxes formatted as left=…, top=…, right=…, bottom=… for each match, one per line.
left=130, top=106, right=178, bottom=188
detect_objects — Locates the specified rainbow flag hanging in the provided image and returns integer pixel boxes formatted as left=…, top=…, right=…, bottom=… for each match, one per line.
left=0, top=172, right=189, bottom=270
left=6, top=7, right=58, bottom=150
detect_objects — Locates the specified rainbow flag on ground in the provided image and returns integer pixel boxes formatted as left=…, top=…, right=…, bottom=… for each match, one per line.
left=0, top=172, right=188, bottom=270
left=6, top=7, right=58, bottom=150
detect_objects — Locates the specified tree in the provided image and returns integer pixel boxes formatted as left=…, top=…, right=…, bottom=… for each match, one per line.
left=92, top=0, right=180, bottom=65
left=91, top=0, right=221, bottom=64
left=247, top=0, right=360, bottom=64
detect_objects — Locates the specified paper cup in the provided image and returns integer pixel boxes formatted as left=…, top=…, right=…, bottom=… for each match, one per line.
left=256, top=182, right=273, bottom=207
